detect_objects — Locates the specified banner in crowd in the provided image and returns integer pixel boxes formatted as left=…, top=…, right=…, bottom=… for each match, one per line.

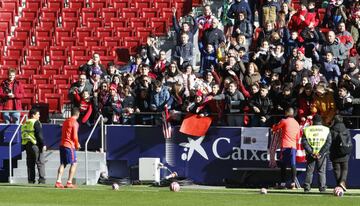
left=179, top=114, right=212, bottom=137
left=104, top=126, right=360, bottom=187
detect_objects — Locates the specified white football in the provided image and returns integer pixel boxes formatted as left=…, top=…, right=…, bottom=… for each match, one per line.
left=112, top=183, right=120, bottom=190
left=333, top=187, right=344, bottom=197
left=170, top=182, right=180, bottom=192
left=260, top=188, right=267, bottom=194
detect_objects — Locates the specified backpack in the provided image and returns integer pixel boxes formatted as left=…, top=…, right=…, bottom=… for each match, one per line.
left=335, top=130, right=353, bottom=155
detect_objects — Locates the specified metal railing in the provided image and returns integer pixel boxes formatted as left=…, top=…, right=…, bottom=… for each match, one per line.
left=8, top=115, right=28, bottom=184
left=84, top=115, right=104, bottom=185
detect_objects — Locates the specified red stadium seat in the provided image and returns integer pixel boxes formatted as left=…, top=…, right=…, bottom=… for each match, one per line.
left=50, top=46, right=68, bottom=57
left=70, top=46, right=89, bottom=63
left=0, top=28, right=8, bottom=44
left=51, top=56, right=68, bottom=67
left=61, top=8, right=79, bottom=19
left=161, top=8, right=173, bottom=26
left=81, top=8, right=99, bottom=25
left=52, top=74, right=72, bottom=85
left=57, top=84, right=71, bottom=103
left=62, top=17, right=80, bottom=30
left=110, top=18, right=128, bottom=28
left=133, top=0, right=153, bottom=8
left=48, top=0, right=63, bottom=10
left=121, top=8, right=139, bottom=18
left=76, top=27, right=94, bottom=46
left=96, top=27, right=114, bottom=38
left=22, top=94, right=36, bottom=110
left=103, top=37, right=122, bottom=47
left=69, top=0, right=86, bottom=10
left=35, top=27, right=52, bottom=38
left=23, top=84, right=37, bottom=94
left=42, top=65, right=61, bottom=75
left=136, top=27, right=153, bottom=40
left=73, top=56, right=90, bottom=66
left=6, top=46, right=24, bottom=58
left=32, top=74, right=52, bottom=84
left=26, top=0, right=42, bottom=10
left=44, top=94, right=63, bottom=113
left=18, top=18, right=35, bottom=29
left=116, top=27, right=134, bottom=38
left=2, top=0, right=18, bottom=15
left=40, top=17, right=57, bottom=30
left=150, top=18, right=168, bottom=36
left=87, top=17, right=104, bottom=28
left=10, top=37, right=28, bottom=47
left=38, top=84, right=56, bottom=102
left=55, top=28, right=73, bottom=45
left=0, top=18, right=10, bottom=34
left=36, top=37, right=53, bottom=48
left=14, top=28, right=30, bottom=39
left=21, top=65, right=39, bottom=75
left=0, top=8, right=15, bottom=24
left=130, top=18, right=148, bottom=28
left=26, top=56, right=43, bottom=67
left=124, top=37, right=141, bottom=55
left=113, top=0, right=131, bottom=9
left=100, top=56, right=115, bottom=67
left=63, top=65, right=79, bottom=75
left=101, top=8, right=118, bottom=26
left=84, top=37, right=101, bottom=47
left=141, top=8, right=159, bottom=18
left=154, top=0, right=172, bottom=9
left=90, top=0, right=108, bottom=9
left=16, top=74, right=32, bottom=84
left=41, top=8, right=59, bottom=18
left=21, top=8, right=39, bottom=19
left=90, top=46, right=109, bottom=56
left=27, top=46, right=46, bottom=57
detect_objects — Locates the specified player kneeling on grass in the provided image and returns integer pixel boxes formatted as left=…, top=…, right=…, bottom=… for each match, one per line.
left=301, top=114, right=332, bottom=192
left=55, top=107, right=81, bottom=189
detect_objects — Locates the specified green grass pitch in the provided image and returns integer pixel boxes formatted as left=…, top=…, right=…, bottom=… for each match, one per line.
left=0, top=184, right=358, bottom=206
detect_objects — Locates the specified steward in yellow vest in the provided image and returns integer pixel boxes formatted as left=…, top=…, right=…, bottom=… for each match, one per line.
left=21, top=108, right=46, bottom=184
left=301, top=114, right=332, bottom=193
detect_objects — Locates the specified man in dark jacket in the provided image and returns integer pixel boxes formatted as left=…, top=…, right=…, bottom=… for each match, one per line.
left=227, top=0, right=252, bottom=22
left=69, top=74, right=94, bottom=106
left=302, top=114, right=332, bottom=192
left=249, top=84, right=274, bottom=127
left=174, top=33, right=194, bottom=66
left=202, top=18, right=226, bottom=49
left=232, top=11, right=253, bottom=41
left=172, top=7, right=198, bottom=45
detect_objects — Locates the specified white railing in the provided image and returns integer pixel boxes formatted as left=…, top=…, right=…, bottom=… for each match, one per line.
left=84, top=115, right=104, bottom=185
left=8, top=115, right=28, bottom=184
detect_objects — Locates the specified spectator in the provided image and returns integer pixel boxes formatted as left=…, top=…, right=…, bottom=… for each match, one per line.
left=197, top=4, right=214, bottom=40
left=149, top=80, right=170, bottom=112
left=319, top=51, right=341, bottom=84
left=297, top=83, right=314, bottom=121
left=145, top=35, right=160, bottom=66
left=202, top=18, right=226, bottom=49
left=220, top=0, right=235, bottom=41
left=103, top=61, right=121, bottom=83
left=309, top=65, right=327, bottom=86
left=336, top=22, right=354, bottom=54
left=199, top=44, right=218, bottom=76
left=0, top=69, right=24, bottom=124
left=174, top=33, right=194, bottom=67
left=153, top=50, right=170, bottom=78
left=323, top=0, right=347, bottom=29
left=69, top=74, right=93, bottom=106
left=249, top=84, right=273, bottom=126
left=311, top=84, right=337, bottom=126
left=121, top=86, right=136, bottom=124
left=269, top=44, right=286, bottom=74
left=320, top=31, right=347, bottom=66
left=164, top=62, right=182, bottom=85
left=73, top=90, right=93, bottom=125
left=227, top=0, right=252, bottom=22
left=243, top=62, right=261, bottom=89
left=232, top=11, right=253, bottom=43
left=260, top=0, right=280, bottom=27
left=172, top=7, right=198, bottom=45
left=79, top=53, right=106, bottom=79
left=335, top=85, right=354, bottom=126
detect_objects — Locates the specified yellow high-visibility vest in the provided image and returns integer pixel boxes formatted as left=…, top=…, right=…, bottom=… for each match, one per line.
left=303, top=125, right=330, bottom=154
left=21, top=119, right=37, bottom=145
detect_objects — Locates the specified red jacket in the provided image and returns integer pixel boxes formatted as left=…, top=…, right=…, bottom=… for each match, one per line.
left=0, top=79, right=24, bottom=111
left=74, top=90, right=93, bottom=123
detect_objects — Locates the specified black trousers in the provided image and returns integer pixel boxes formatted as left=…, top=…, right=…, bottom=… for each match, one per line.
left=25, top=143, right=45, bottom=183
left=332, top=161, right=349, bottom=185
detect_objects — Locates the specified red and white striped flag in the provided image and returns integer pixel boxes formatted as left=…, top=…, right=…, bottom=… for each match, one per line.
left=162, top=106, right=172, bottom=139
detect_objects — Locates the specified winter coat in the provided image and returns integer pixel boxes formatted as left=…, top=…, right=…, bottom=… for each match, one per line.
left=0, top=79, right=24, bottom=111
left=269, top=51, right=285, bottom=74
left=173, top=16, right=198, bottom=45
left=150, top=87, right=170, bottom=111
left=227, top=0, right=252, bottom=22
left=249, top=93, right=274, bottom=119
left=335, top=93, right=354, bottom=116
left=321, top=60, right=341, bottom=83
left=321, top=38, right=347, bottom=64
left=202, top=27, right=226, bottom=49
left=213, top=90, right=245, bottom=113
left=311, top=91, right=337, bottom=125
left=232, top=19, right=253, bottom=38
left=330, top=122, right=351, bottom=162
left=174, top=42, right=194, bottom=64
left=336, top=31, right=354, bottom=52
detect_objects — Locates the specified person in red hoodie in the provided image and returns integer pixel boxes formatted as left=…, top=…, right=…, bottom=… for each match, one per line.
left=288, top=1, right=319, bottom=37
left=272, top=107, right=301, bottom=189
left=0, top=69, right=24, bottom=124
left=73, top=89, right=93, bottom=125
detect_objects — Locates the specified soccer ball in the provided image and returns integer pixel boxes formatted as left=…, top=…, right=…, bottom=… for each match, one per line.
left=333, top=187, right=344, bottom=197
left=260, top=188, right=267, bottom=194
left=112, top=183, right=120, bottom=191
left=170, top=182, right=180, bottom=192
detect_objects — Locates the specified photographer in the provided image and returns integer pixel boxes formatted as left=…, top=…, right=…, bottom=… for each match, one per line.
left=79, top=53, right=107, bottom=79
left=0, top=69, right=24, bottom=124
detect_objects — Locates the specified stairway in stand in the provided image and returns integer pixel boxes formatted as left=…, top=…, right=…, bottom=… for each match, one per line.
left=12, top=150, right=106, bottom=185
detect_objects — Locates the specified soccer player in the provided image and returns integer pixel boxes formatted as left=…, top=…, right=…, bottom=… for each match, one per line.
left=55, top=107, right=81, bottom=188
left=272, top=107, right=301, bottom=189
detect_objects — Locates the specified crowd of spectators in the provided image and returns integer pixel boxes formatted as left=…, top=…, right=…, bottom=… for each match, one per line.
left=66, top=0, right=360, bottom=128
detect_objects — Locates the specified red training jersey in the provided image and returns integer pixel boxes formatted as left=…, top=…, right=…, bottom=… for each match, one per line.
left=61, top=116, right=80, bottom=149
left=273, top=117, right=300, bottom=149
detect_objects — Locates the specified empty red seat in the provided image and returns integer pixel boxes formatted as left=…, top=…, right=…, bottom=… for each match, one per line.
left=133, top=0, right=153, bottom=8
left=100, top=56, right=115, bottom=67
left=63, top=65, right=79, bottom=75
left=76, top=27, right=94, bottom=45
left=50, top=46, right=68, bottom=57
left=14, top=28, right=31, bottom=40
left=44, top=94, right=63, bottom=113
left=121, top=8, right=139, bottom=18
left=161, top=8, right=173, bottom=26
left=0, top=18, right=10, bottom=33
left=70, top=46, right=88, bottom=63
left=55, top=27, right=73, bottom=45
left=2, top=0, right=18, bottom=15
left=42, top=65, right=61, bottom=75
left=96, top=27, right=114, bottom=38
left=32, top=74, right=52, bottom=84
left=26, top=56, right=43, bottom=67
left=90, top=46, right=109, bottom=56
left=124, top=37, right=141, bottom=55
left=0, top=8, right=15, bottom=24
left=116, top=27, right=134, bottom=38
left=113, top=0, right=131, bottom=9
left=73, top=56, right=90, bottom=66
left=27, top=46, right=46, bottom=57
left=21, top=8, right=39, bottom=19
left=35, top=27, right=52, bottom=38
left=130, top=18, right=148, bottom=28
left=84, top=37, right=101, bottom=47
left=57, top=84, right=71, bottom=102
left=81, top=8, right=98, bottom=25
left=136, top=27, right=154, bottom=40
left=40, top=17, right=57, bottom=30
left=21, top=65, right=39, bottom=75
left=141, top=8, right=159, bottom=18
left=26, top=0, right=42, bottom=10
left=110, top=18, right=128, bottom=28
left=90, top=0, right=108, bottom=9
left=103, top=37, right=122, bottom=47
left=101, top=8, right=118, bottom=26
left=18, top=17, right=35, bottom=29
left=38, top=84, right=56, bottom=102
left=87, top=17, right=104, bottom=28
left=41, top=8, right=59, bottom=18
left=52, top=74, right=72, bottom=85
left=36, top=37, right=53, bottom=48
left=48, top=0, right=63, bottom=10
left=6, top=46, right=24, bottom=58
left=51, top=56, right=68, bottom=67
left=150, top=18, right=168, bottom=36
left=23, top=84, right=37, bottom=94
left=62, top=17, right=80, bottom=30
left=10, top=37, right=28, bottom=47
left=62, top=8, right=79, bottom=19
left=22, top=94, right=36, bottom=110
left=154, top=0, right=173, bottom=9
left=16, top=74, right=32, bottom=84
left=69, top=0, right=86, bottom=10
